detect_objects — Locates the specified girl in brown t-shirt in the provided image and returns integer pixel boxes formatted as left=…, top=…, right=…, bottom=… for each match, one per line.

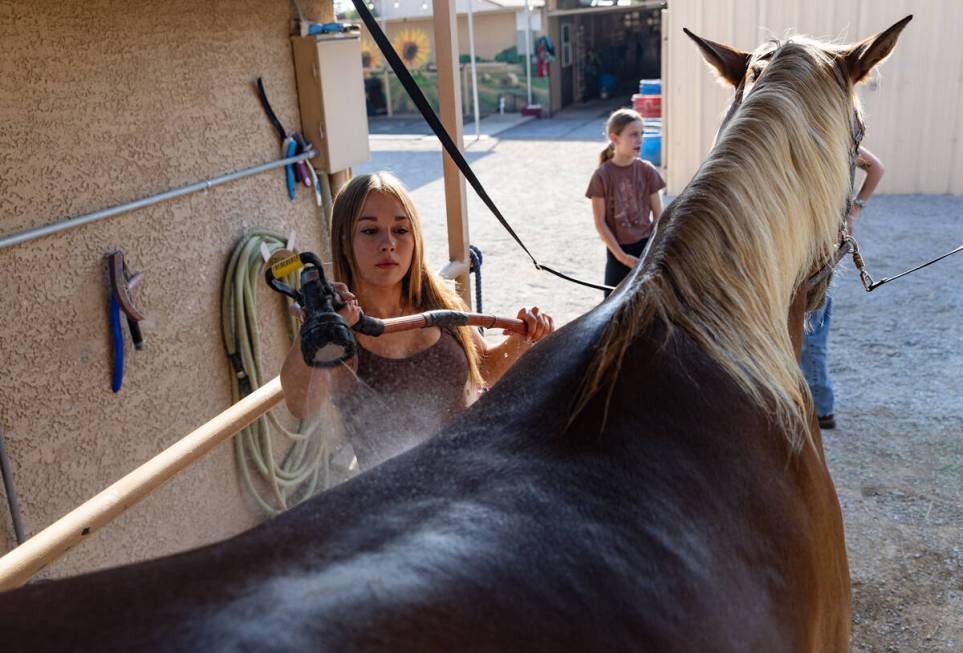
left=586, top=108, right=665, bottom=297
left=281, top=172, right=554, bottom=470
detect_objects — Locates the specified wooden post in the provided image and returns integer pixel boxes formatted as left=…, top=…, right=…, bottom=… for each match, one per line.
left=0, top=378, right=284, bottom=591
left=431, top=0, right=472, bottom=306
left=330, top=169, right=352, bottom=197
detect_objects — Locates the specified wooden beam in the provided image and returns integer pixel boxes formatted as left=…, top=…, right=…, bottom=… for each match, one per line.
left=431, top=0, right=472, bottom=306
left=0, top=378, right=285, bottom=591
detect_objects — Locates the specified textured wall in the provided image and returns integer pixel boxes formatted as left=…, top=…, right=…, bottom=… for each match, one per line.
left=0, top=0, right=336, bottom=577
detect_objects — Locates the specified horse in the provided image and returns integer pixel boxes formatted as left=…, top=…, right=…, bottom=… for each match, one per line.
left=0, top=17, right=910, bottom=652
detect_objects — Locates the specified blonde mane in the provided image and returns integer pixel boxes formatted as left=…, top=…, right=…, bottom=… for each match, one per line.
left=579, top=37, right=856, bottom=451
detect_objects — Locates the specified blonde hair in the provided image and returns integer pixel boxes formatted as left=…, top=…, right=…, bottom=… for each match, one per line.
left=330, top=172, right=484, bottom=390
left=579, top=38, right=854, bottom=451
left=599, top=108, right=644, bottom=165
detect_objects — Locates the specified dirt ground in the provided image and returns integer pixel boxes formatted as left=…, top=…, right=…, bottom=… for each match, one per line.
left=825, top=195, right=963, bottom=652
left=360, top=115, right=962, bottom=650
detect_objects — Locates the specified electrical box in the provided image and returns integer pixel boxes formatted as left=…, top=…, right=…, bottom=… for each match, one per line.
left=291, top=33, right=370, bottom=173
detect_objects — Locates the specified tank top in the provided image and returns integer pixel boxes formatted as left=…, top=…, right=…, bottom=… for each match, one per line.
left=334, top=330, right=469, bottom=470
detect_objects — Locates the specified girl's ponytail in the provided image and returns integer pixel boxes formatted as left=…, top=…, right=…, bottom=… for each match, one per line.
left=599, top=143, right=615, bottom=165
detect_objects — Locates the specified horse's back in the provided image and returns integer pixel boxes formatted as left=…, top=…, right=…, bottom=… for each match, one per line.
left=0, top=315, right=848, bottom=652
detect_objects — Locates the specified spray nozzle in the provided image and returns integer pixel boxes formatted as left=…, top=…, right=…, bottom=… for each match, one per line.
left=265, top=252, right=357, bottom=368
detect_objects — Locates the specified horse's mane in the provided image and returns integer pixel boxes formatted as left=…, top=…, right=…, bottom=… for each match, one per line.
left=578, top=36, right=856, bottom=451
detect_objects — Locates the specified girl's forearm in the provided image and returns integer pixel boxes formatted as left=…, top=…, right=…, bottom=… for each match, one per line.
left=478, top=336, right=528, bottom=387
left=280, top=332, right=354, bottom=418
left=856, top=149, right=884, bottom=201
left=650, top=192, right=663, bottom=224
left=592, top=198, right=625, bottom=258
left=594, top=220, right=624, bottom=258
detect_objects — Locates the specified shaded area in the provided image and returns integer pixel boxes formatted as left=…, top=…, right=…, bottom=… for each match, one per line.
left=354, top=149, right=493, bottom=193
left=496, top=99, right=631, bottom=141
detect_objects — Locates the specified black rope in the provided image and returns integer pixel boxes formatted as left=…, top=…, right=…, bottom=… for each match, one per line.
left=349, top=0, right=613, bottom=294
left=0, top=429, right=25, bottom=545
left=867, top=244, right=963, bottom=291
left=469, top=244, right=483, bottom=313
left=256, top=77, right=287, bottom=142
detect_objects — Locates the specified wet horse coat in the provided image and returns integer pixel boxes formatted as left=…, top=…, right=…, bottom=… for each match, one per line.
left=0, top=18, right=911, bottom=652
left=0, top=302, right=844, bottom=651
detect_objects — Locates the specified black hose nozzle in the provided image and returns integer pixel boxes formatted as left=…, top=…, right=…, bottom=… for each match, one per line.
left=265, top=250, right=385, bottom=367
left=299, top=264, right=356, bottom=368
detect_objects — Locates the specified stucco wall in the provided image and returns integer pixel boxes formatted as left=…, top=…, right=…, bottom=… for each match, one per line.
left=0, top=0, right=336, bottom=578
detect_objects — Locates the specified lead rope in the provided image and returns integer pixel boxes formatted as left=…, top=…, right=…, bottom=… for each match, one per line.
left=842, top=112, right=962, bottom=291
left=853, top=239, right=963, bottom=292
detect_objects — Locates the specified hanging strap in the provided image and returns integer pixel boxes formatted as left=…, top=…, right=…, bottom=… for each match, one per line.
left=350, top=0, right=612, bottom=293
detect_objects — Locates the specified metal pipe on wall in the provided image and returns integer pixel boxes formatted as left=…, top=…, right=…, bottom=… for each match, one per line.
left=0, top=150, right=318, bottom=251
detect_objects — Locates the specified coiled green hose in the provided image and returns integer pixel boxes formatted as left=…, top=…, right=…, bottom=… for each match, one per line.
left=221, top=230, right=335, bottom=515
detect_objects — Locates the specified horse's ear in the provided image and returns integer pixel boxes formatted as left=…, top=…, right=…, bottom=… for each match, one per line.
left=683, top=28, right=751, bottom=87
left=843, top=15, right=913, bottom=84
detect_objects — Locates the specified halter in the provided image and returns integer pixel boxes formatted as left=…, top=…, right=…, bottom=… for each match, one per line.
left=811, top=56, right=963, bottom=292
left=806, top=104, right=868, bottom=292
left=717, top=43, right=869, bottom=293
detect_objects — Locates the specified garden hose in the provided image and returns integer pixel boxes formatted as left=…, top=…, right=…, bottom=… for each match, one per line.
left=221, top=231, right=336, bottom=515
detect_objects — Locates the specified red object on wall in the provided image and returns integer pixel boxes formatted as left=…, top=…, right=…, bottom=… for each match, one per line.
left=521, top=104, right=543, bottom=118
left=632, top=93, right=661, bottom=118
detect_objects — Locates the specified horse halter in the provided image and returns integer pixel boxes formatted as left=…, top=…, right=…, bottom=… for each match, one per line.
left=807, top=104, right=869, bottom=291
left=813, top=57, right=963, bottom=292
left=720, top=44, right=871, bottom=293
left=805, top=57, right=873, bottom=292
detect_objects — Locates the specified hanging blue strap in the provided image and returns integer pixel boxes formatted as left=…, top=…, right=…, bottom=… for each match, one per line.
left=110, top=294, right=124, bottom=393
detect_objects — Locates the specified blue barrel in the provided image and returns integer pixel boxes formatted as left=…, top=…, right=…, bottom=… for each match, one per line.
left=642, top=130, right=661, bottom=166
left=639, top=78, right=661, bottom=95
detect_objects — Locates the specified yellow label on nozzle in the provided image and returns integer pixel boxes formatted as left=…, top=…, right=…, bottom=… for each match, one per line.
left=271, top=254, right=304, bottom=279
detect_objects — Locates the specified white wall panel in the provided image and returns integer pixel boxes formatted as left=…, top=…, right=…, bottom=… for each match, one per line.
left=666, top=0, right=962, bottom=194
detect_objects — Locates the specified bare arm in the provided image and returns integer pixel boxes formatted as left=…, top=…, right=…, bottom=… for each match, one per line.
left=848, top=147, right=885, bottom=232
left=855, top=147, right=885, bottom=201
left=649, top=192, right=663, bottom=226
left=280, top=285, right=361, bottom=419
left=592, top=197, right=636, bottom=267
left=472, top=307, right=554, bottom=387
left=280, top=332, right=356, bottom=419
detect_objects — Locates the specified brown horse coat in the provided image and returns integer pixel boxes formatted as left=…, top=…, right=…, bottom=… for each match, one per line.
left=0, top=291, right=847, bottom=651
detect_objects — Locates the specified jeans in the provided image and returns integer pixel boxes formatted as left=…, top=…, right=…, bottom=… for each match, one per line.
left=603, top=238, right=648, bottom=299
left=800, top=294, right=834, bottom=417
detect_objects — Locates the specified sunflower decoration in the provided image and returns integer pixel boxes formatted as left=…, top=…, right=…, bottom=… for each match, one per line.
left=392, top=29, right=431, bottom=69
left=360, top=38, right=382, bottom=72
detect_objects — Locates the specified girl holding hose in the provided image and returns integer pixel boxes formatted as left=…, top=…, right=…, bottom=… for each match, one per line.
left=281, top=172, right=554, bottom=470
